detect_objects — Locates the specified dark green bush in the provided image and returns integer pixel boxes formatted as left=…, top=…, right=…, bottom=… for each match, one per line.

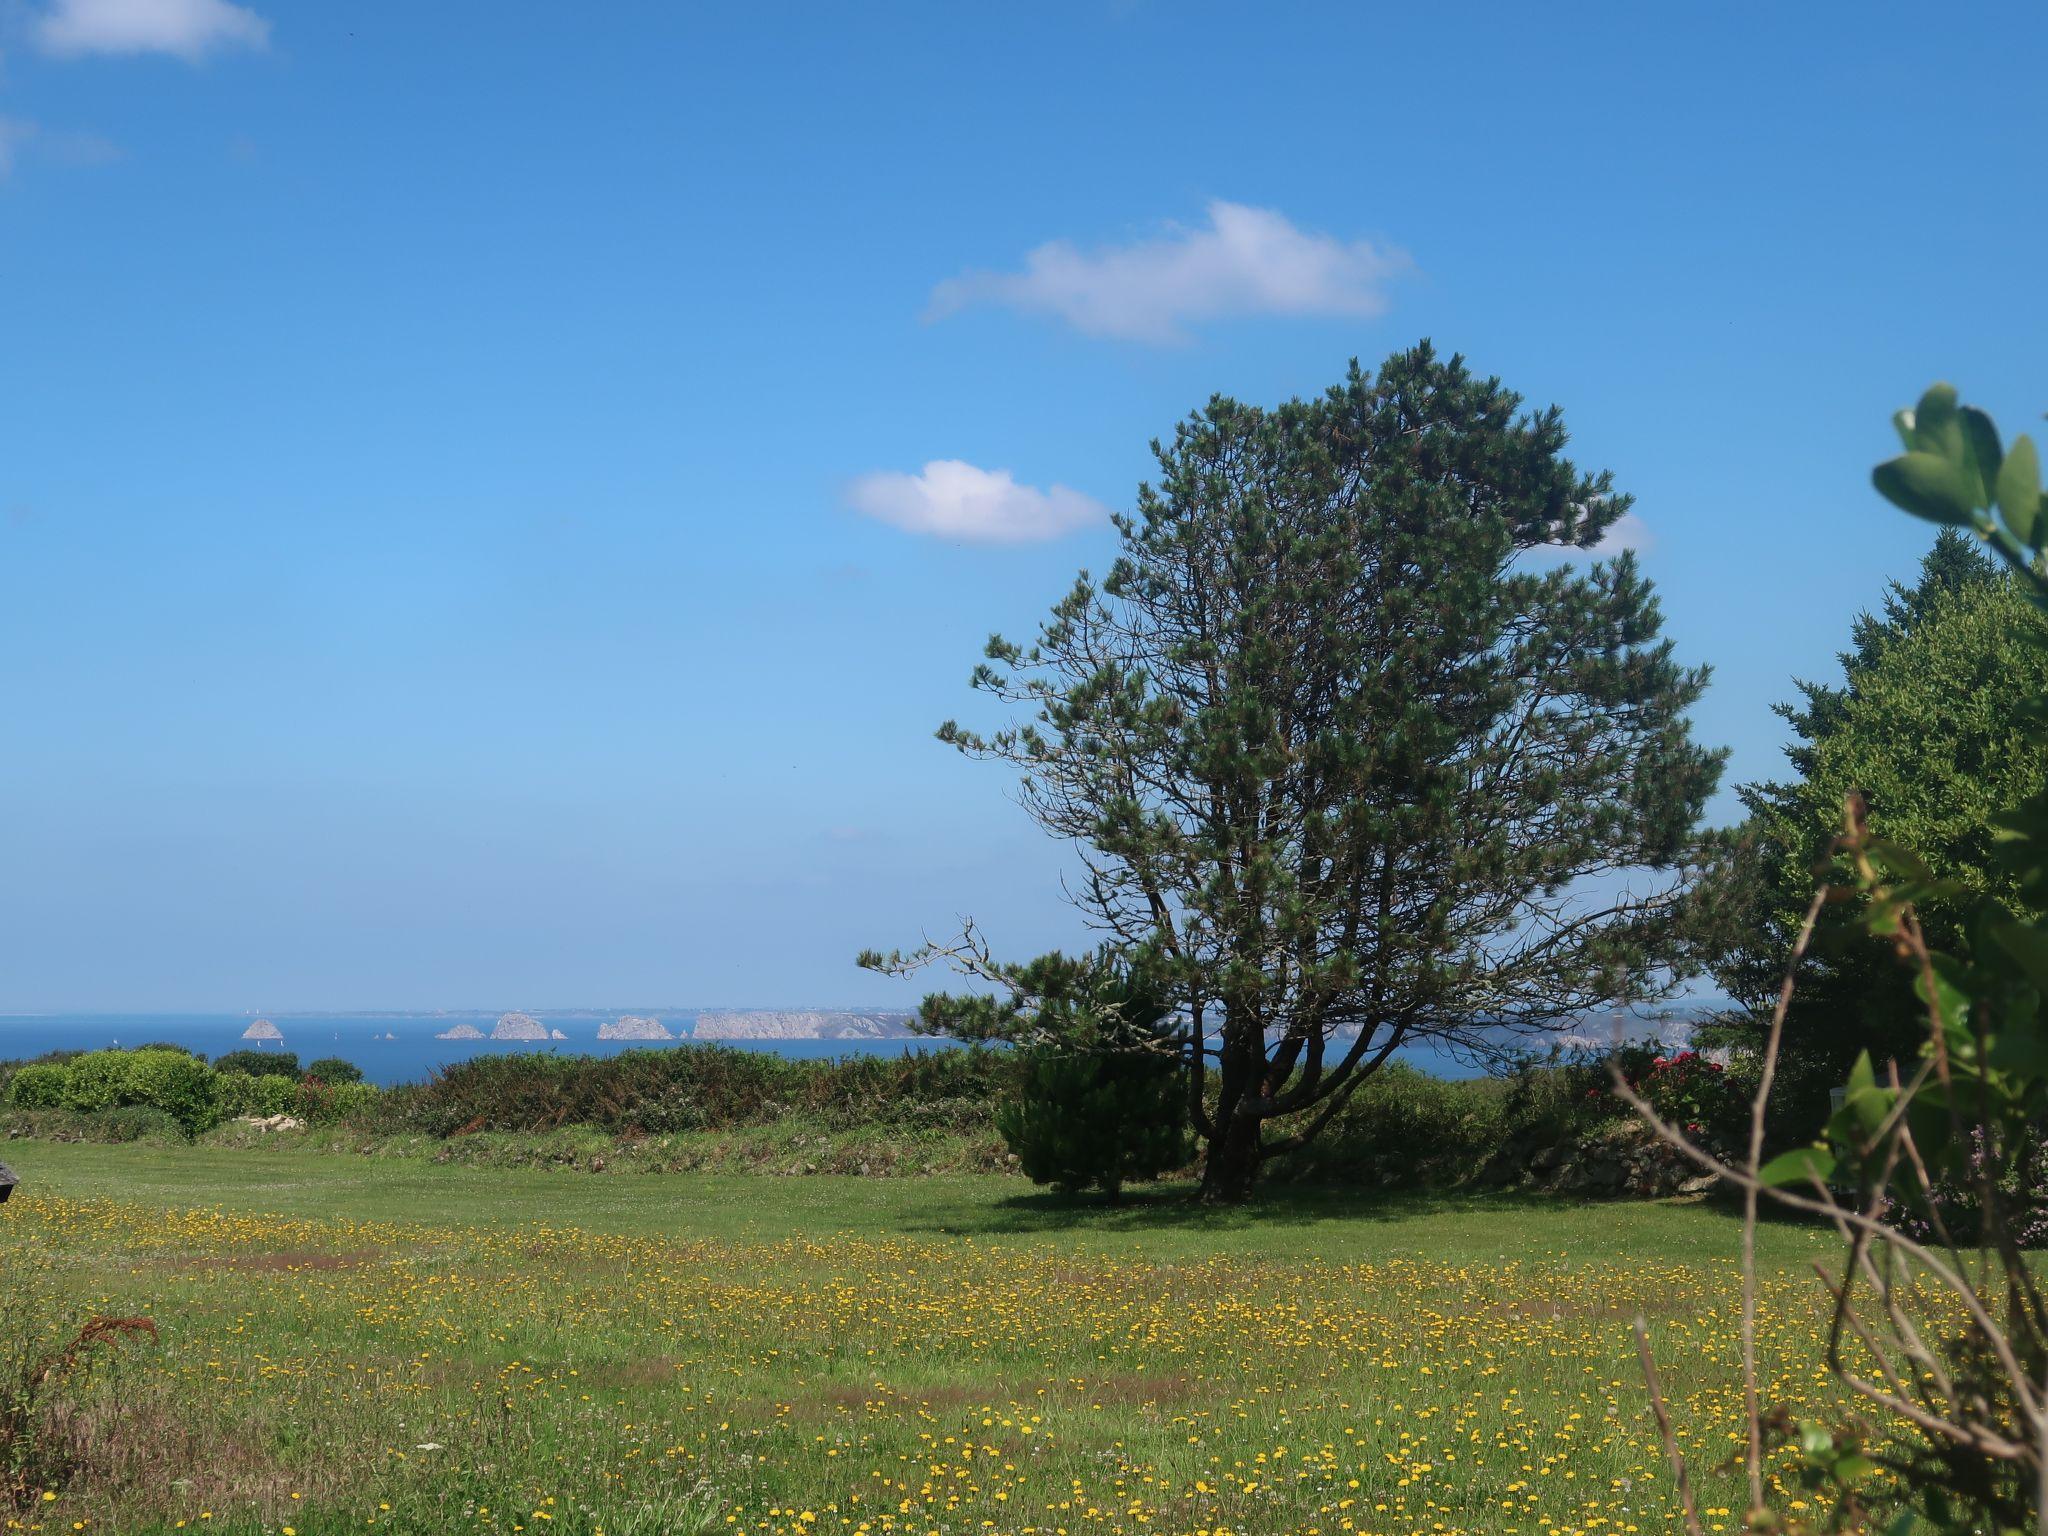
left=304, top=1057, right=363, bottom=1086
left=1265, top=1064, right=1508, bottom=1186
left=996, top=1048, right=1188, bottom=1198
left=212, top=1050, right=301, bottom=1079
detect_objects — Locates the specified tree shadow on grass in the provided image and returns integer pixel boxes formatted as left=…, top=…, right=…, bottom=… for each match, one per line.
left=903, top=1179, right=1580, bottom=1238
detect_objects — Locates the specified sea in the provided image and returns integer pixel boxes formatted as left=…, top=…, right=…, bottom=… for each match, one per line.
left=0, top=1005, right=1709, bottom=1088
left=0, top=1013, right=957, bottom=1088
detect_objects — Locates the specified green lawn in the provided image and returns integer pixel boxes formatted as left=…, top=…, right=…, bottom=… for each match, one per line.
left=0, top=1143, right=1848, bottom=1536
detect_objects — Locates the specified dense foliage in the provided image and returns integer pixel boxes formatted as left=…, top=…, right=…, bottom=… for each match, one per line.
left=996, top=1048, right=1189, bottom=1197
left=376, top=1044, right=1017, bottom=1138
left=965, top=952, right=1192, bottom=1197
left=6, top=1049, right=224, bottom=1136
left=872, top=343, right=1722, bottom=1199
left=210, top=1050, right=301, bottom=1079
left=1706, top=529, right=2048, bottom=1131
left=1626, top=384, right=2048, bottom=1535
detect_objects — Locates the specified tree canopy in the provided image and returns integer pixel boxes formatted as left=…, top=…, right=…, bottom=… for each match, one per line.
left=1707, top=529, right=2048, bottom=1126
left=869, top=342, right=1722, bottom=1200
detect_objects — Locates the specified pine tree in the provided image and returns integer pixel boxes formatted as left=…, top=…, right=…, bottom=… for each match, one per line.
left=870, top=344, right=1723, bottom=1201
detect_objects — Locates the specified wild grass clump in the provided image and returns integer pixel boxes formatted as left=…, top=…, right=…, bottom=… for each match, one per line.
left=0, top=1284, right=159, bottom=1512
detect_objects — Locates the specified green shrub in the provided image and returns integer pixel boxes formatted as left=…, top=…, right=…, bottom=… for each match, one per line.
left=60, top=1052, right=129, bottom=1114
left=249, top=1076, right=295, bottom=1117
left=391, top=1045, right=1016, bottom=1139
left=5, top=1062, right=68, bottom=1111
left=996, top=1048, right=1188, bottom=1198
left=93, top=1106, right=185, bottom=1143
left=213, top=1070, right=260, bottom=1117
left=1267, top=1064, right=1509, bottom=1187
left=216, top=1072, right=295, bottom=1119
left=304, top=1081, right=379, bottom=1124
left=304, top=1057, right=363, bottom=1086
left=120, top=1049, right=221, bottom=1136
left=212, top=1049, right=300, bottom=1079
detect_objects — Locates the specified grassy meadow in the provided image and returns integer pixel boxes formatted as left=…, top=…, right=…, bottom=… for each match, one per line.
left=0, top=1145, right=1854, bottom=1536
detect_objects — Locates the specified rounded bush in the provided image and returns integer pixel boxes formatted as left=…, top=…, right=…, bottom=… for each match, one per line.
left=997, top=1048, right=1188, bottom=1198
left=305, top=1057, right=364, bottom=1086
left=62, top=1051, right=131, bottom=1113
left=6, top=1061, right=69, bottom=1110
left=122, top=1049, right=222, bottom=1136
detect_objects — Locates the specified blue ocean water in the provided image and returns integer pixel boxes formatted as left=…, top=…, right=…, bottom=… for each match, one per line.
left=0, top=1014, right=952, bottom=1087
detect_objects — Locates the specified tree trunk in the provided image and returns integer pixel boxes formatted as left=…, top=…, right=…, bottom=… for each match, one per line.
left=1199, top=1114, right=1262, bottom=1203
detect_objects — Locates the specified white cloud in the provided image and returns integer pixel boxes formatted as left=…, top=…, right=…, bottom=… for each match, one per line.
left=1596, top=511, right=1652, bottom=553
left=36, top=0, right=270, bottom=60
left=927, top=200, right=1411, bottom=343
left=1532, top=508, right=1652, bottom=562
left=846, top=460, right=1109, bottom=544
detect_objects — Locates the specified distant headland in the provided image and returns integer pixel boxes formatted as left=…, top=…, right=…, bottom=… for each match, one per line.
left=411, top=1010, right=919, bottom=1043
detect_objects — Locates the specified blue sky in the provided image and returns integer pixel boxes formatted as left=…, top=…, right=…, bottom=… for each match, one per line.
left=2, top=1, right=2044, bottom=1011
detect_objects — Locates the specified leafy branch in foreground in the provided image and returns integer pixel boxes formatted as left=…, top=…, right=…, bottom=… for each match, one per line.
left=1628, top=386, right=2048, bottom=1536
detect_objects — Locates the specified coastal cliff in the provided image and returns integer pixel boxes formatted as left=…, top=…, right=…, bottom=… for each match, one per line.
left=692, top=1011, right=913, bottom=1041
left=598, top=1015, right=673, bottom=1041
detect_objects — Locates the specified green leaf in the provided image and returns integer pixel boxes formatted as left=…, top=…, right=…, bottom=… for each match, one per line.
left=1998, top=433, right=2042, bottom=548
left=1848, top=1050, right=1877, bottom=1096
left=1910, top=382, right=1963, bottom=458
left=1760, top=1145, right=1836, bottom=1187
left=1891, top=407, right=1917, bottom=451
left=1961, top=405, right=2004, bottom=502
left=1873, top=452, right=1982, bottom=524
left=1864, top=839, right=1934, bottom=880
left=1846, top=1084, right=1896, bottom=1138
left=1832, top=1453, right=1878, bottom=1483
left=1797, top=1419, right=1834, bottom=1457
left=1992, top=917, right=2048, bottom=992
left=1915, top=955, right=1973, bottom=1034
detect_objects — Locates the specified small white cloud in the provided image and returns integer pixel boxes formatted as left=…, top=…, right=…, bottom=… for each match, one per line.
left=1596, top=511, right=1652, bottom=553
left=927, top=200, right=1411, bottom=343
left=37, top=0, right=270, bottom=60
left=846, top=460, right=1109, bottom=544
left=1534, top=509, right=1652, bottom=561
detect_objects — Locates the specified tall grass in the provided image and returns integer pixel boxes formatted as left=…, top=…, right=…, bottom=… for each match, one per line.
left=0, top=1284, right=159, bottom=1511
